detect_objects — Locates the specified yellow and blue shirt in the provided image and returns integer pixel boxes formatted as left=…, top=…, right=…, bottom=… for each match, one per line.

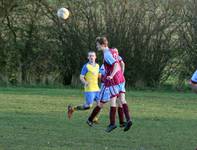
left=81, top=63, right=100, bottom=92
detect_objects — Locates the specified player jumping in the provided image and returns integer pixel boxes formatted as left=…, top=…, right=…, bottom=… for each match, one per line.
left=87, top=57, right=126, bottom=128
left=95, top=36, right=133, bottom=132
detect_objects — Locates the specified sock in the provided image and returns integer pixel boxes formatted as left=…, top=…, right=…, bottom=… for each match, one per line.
left=122, top=103, right=131, bottom=122
left=74, top=105, right=90, bottom=110
left=118, top=107, right=124, bottom=124
left=88, top=106, right=101, bottom=122
left=94, top=108, right=102, bottom=121
left=110, top=107, right=116, bottom=125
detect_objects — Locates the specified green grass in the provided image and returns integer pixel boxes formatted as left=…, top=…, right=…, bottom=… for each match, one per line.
left=0, top=87, right=197, bottom=150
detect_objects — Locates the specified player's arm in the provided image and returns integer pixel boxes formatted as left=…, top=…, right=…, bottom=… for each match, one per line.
left=120, top=60, right=125, bottom=74
left=104, top=51, right=119, bottom=80
left=80, top=75, right=88, bottom=86
left=108, top=62, right=119, bottom=79
left=97, top=64, right=101, bottom=79
left=98, top=73, right=101, bottom=79
left=80, top=64, right=88, bottom=86
left=118, top=56, right=125, bottom=74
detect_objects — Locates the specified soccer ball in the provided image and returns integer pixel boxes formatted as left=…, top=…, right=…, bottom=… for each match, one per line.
left=57, top=8, right=70, bottom=20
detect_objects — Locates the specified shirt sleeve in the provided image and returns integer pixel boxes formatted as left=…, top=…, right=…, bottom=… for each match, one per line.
left=104, top=51, right=117, bottom=65
left=80, top=64, right=88, bottom=76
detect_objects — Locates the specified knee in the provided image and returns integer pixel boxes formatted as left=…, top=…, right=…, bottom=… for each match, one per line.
left=110, top=101, right=116, bottom=107
left=99, top=102, right=105, bottom=108
left=121, top=99, right=127, bottom=104
left=83, top=104, right=93, bottom=110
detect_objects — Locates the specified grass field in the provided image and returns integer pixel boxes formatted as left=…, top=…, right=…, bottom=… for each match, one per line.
left=0, top=87, right=197, bottom=150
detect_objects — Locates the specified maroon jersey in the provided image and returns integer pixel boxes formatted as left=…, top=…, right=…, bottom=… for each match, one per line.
left=103, top=48, right=125, bottom=86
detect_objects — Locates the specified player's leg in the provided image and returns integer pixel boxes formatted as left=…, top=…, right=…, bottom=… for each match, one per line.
left=117, top=82, right=133, bottom=131
left=106, top=96, right=117, bottom=132
left=117, top=98, right=125, bottom=127
left=75, top=92, right=94, bottom=110
left=119, top=92, right=133, bottom=131
left=106, top=84, right=122, bottom=132
left=86, top=101, right=105, bottom=126
left=87, top=86, right=111, bottom=126
left=67, top=92, right=94, bottom=119
left=92, top=91, right=103, bottom=124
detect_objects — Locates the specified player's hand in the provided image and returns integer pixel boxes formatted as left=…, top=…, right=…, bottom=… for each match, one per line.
left=106, top=76, right=113, bottom=80
left=84, top=81, right=89, bottom=87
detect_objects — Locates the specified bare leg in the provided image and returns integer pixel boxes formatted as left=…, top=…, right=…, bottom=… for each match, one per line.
left=119, top=93, right=133, bottom=131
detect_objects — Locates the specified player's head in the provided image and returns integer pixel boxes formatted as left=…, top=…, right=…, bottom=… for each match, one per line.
left=113, top=48, right=119, bottom=55
left=88, top=51, right=96, bottom=64
left=95, top=36, right=108, bottom=51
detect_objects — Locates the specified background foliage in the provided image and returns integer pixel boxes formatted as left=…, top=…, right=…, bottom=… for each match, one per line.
left=0, top=0, right=197, bottom=88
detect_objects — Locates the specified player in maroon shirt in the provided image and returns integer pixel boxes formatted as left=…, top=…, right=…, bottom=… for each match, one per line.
left=95, top=36, right=133, bottom=132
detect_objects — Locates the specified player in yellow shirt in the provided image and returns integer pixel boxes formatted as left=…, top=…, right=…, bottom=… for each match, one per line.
left=67, top=51, right=100, bottom=119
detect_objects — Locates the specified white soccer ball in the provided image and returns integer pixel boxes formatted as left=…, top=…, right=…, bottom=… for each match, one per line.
left=57, top=8, right=70, bottom=20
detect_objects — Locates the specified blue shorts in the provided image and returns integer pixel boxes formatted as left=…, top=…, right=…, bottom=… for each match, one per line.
left=84, top=91, right=100, bottom=107
left=99, top=83, right=110, bottom=103
left=108, top=82, right=126, bottom=98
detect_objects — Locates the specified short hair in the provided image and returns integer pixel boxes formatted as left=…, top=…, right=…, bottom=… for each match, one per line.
left=95, top=36, right=108, bottom=45
left=113, top=48, right=118, bottom=52
left=88, top=51, right=96, bottom=56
